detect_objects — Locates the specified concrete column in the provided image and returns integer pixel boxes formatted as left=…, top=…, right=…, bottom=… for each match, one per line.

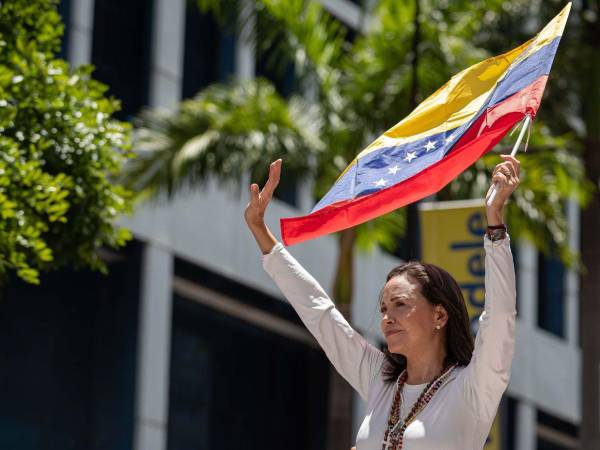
left=134, top=243, right=174, bottom=450
left=149, top=0, right=186, bottom=108
left=236, top=0, right=255, bottom=81
left=69, top=0, right=95, bottom=65
left=517, top=241, right=537, bottom=327
left=565, top=199, right=580, bottom=346
left=516, top=400, right=536, bottom=450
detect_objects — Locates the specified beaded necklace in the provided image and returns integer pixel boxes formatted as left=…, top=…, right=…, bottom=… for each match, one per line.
left=381, top=362, right=458, bottom=450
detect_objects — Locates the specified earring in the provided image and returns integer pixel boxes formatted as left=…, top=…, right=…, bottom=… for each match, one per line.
left=435, top=325, right=441, bottom=330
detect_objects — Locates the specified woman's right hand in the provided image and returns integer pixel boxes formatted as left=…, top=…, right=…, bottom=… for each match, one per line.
left=244, top=159, right=282, bottom=229
left=244, top=160, right=281, bottom=254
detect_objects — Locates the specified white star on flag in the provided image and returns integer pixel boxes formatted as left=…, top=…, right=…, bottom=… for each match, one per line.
left=387, top=165, right=401, bottom=175
left=374, top=178, right=388, bottom=187
left=404, top=152, right=417, bottom=163
left=445, top=133, right=455, bottom=144
left=424, top=140, right=436, bottom=152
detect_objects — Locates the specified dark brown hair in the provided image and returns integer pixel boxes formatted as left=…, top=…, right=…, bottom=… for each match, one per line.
left=380, top=261, right=474, bottom=383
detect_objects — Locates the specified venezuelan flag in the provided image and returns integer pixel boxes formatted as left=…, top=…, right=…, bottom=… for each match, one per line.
left=280, top=3, right=571, bottom=246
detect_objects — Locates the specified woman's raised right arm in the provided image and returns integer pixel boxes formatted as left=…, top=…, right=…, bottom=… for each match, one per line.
left=244, top=160, right=384, bottom=400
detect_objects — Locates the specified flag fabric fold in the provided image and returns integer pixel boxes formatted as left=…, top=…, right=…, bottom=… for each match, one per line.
left=280, top=3, right=571, bottom=246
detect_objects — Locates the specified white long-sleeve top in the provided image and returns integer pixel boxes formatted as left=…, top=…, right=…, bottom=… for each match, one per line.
left=262, top=236, right=516, bottom=450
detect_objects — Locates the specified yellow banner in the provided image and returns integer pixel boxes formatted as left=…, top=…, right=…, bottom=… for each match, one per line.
left=419, top=199, right=501, bottom=450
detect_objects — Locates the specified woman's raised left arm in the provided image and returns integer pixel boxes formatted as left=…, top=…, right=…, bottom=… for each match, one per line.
left=460, top=155, right=520, bottom=421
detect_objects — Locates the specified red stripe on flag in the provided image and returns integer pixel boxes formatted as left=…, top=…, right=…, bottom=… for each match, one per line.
left=280, top=75, right=549, bottom=246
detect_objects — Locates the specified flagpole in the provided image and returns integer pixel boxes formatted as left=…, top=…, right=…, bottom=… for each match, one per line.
left=486, top=114, right=531, bottom=207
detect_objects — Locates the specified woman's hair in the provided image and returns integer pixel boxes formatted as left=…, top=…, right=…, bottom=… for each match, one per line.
left=379, top=261, right=475, bottom=383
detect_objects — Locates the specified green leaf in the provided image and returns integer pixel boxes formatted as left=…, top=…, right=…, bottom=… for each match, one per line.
left=0, top=0, right=133, bottom=284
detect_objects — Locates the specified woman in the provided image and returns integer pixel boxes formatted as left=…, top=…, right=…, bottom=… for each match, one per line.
left=244, top=155, right=519, bottom=450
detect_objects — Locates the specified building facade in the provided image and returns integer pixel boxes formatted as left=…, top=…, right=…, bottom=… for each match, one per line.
left=0, top=1, right=583, bottom=449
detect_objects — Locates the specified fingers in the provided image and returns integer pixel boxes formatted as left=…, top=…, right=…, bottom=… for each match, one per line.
left=249, top=183, right=260, bottom=207
left=489, top=155, right=520, bottom=208
left=248, top=159, right=282, bottom=208
left=492, top=171, right=508, bottom=186
left=492, top=155, right=520, bottom=183
left=500, top=154, right=520, bottom=177
left=260, top=159, right=282, bottom=199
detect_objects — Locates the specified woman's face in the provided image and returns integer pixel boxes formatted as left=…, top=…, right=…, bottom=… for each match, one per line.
left=380, top=273, right=443, bottom=355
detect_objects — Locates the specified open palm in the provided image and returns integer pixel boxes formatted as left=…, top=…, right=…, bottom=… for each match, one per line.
left=244, top=159, right=282, bottom=228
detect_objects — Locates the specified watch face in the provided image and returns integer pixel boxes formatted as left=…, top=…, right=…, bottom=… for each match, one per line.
left=488, top=228, right=507, bottom=241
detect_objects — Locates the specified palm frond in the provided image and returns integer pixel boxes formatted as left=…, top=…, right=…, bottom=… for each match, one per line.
left=123, top=79, right=323, bottom=199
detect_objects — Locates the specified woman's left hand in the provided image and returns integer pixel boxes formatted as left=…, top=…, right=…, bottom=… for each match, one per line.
left=485, top=155, right=520, bottom=225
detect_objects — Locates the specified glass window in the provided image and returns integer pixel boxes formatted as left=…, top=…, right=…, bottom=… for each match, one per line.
left=91, top=0, right=154, bottom=120
left=537, top=409, right=579, bottom=450
left=537, top=246, right=565, bottom=338
left=169, top=259, right=330, bottom=450
left=0, top=242, right=142, bottom=449
left=538, top=440, right=570, bottom=450
left=511, top=240, right=520, bottom=317
left=344, top=21, right=358, bottom=45
left=181, top=6, right=235, bottom=99
left=499, top=396, right=517, bottom=450
left=274, top=174, right=299, bottom=207
left=255, top=41, right=297, bottom=99
left=57, top=0, right=71, bottom=60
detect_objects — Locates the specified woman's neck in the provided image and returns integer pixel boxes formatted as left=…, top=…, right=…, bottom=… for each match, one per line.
left=405, top=348, right=447, bottom=385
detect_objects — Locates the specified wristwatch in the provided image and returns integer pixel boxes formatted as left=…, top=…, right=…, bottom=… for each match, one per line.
left=486, top=224, right=507, bottom=241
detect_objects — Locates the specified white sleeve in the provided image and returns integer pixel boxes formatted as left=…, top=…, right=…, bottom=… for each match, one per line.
left=459, top=235, right=517, bottom=421
left=262, top=242, right=385, bottom=401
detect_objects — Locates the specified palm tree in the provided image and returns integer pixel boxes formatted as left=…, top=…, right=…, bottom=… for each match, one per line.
left=122, top=1, right=592, bottom=447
